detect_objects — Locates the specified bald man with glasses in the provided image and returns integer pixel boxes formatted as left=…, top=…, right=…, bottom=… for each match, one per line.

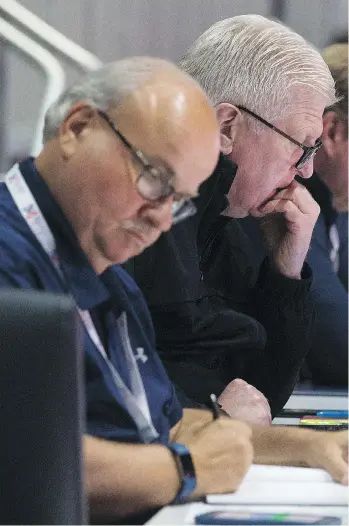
left=97, top=110, right=198, bottom=224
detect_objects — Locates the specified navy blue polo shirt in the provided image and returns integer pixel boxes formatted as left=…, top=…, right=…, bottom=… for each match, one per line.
left=0, top=158, right=182, bottom=443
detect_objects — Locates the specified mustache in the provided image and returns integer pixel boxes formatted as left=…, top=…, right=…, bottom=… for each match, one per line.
left=121, top=219, right=157, bottom=237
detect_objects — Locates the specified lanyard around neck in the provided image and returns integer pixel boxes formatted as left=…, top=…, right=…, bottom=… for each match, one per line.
left=329, top=224, right=340, bottom=273
left=5, top=164, right=159, bottom=443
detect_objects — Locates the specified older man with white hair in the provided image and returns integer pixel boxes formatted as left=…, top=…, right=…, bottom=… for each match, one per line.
left=129, top=15, right=338, bottom=421
left=241, top=42, right=349, bottom=387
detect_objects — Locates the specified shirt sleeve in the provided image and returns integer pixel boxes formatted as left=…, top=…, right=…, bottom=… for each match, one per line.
left=166, top=382, right=184, bottom=429
left=0, top=240, right=42, bottom=289
left=0, top=265, right=36, bottom=289
left=304, top=218, right=348, bottom=386
left=240, top=257, right=314, bottom=415
left=226, top=217, right=315, bottom=416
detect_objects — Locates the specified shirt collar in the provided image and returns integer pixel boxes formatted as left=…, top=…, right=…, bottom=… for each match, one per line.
left=193, top=153, right=238, bottom=223
left=18, top=158, right=110, bottom=310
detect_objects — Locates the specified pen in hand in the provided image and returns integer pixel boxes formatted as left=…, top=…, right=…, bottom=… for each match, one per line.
left=209, top=393, right=221, bottom=420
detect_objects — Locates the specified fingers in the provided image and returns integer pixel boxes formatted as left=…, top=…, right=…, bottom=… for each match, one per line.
left=251, top=181, right=320, bottom=278
left=225, top=431, right=254, bottom=487
left=311, top=431, right=348, bottom=485
left=219, top=379, right=270, bottom=409
left=259, top=182, right=320, bottom=219
left=272, top=182, right=319, bottom=217
left=324, top=447, right=348, bottom=485
left=191, top=416, right=254, bottom=496
left=222, top=379, right=266, bottom=398
left=212, top=415, right=253, bottom=439
left=256, top=198, right=303, bottom=228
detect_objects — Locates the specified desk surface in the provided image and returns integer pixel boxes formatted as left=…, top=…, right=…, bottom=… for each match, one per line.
left=148, top=390, right=349, bottom=524
left=147, top=503, right=348, bottom=525
left=273, top=416, right=300, bottom=426
left=293, top=387, right=348, bottom=396
left=284, top=393, right=348, bottom=411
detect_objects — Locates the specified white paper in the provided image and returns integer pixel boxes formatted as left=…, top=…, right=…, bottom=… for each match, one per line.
left=243, top=464, right=333, bottom=484
left=206, top=481, right=348, bottom=506
left=284, top=394, right=348, bottom=411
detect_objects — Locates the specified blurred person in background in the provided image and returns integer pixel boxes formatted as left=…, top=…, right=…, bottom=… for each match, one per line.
left=0, top=55, right=347, bottom=523
left=240, top=43, right=348, bottom=388
left=127, top=15, right=335, bottom=422
left=300, top=43, right=348, bottom=386
left=329, top=32, right=348, bottom=45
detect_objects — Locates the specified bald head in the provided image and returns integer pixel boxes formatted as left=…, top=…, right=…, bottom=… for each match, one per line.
left=111, top=66, right=219, bottom=192
left=37, top=56, right=219, bottom=270
left=43, top=56, right=218, bottom=191
left=44, top=56, right=215, bottom=144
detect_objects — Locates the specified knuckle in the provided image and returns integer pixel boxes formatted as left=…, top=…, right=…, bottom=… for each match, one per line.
left=231, top=434, right=253, bottom=456
left=232, top=378, right=245, bottom=386
left=235, top=420, right=252, bottom=435
left=226, top=471, right=245, bottom=492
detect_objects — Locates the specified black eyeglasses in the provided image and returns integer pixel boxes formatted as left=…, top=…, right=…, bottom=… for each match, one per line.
left=238, top=106, right=322, bottom=169
left=97, top=110, right=196, bottom=224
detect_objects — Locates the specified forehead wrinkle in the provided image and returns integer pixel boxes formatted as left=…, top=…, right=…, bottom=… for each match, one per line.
left=276, top=103, right=324, bottom=142
left=287, top=118, right=323, bottom=144
left=281, top=86, right=328, bottom=118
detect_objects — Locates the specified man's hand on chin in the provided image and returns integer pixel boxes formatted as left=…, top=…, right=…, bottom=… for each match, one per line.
left=251, top=180, right=320, bottom=279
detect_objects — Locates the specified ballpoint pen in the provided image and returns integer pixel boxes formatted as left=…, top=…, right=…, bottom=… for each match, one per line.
left=209, top=393, right=221, bottom=420
left=316, top=411, right=348, bottom=418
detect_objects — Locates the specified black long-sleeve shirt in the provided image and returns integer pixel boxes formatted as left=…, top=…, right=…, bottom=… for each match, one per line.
left=240, top=174, right=348, bottom=388
left=126, top=155, right=315, bottom=416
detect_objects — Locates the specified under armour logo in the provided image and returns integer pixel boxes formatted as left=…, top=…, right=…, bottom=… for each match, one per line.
left=135, top=347, right=148, bottom=363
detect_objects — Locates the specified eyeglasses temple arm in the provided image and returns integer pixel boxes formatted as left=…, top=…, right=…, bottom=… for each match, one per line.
left=237, top=106, right=305, bottom=150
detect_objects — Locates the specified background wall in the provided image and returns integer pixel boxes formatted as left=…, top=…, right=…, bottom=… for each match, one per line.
left=1, top=0, right=348, bottom=170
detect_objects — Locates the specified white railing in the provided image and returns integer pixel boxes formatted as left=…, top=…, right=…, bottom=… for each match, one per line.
left=0, top=0, right=102, bottom=72
left=0, top=0, right=103, bottom=157
left=0, top=18, right=66, bottom=156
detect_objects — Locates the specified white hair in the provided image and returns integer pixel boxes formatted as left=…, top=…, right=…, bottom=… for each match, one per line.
left=180, top=15, right=338, bottom=130
left=43, top=56, right=177, bottom=142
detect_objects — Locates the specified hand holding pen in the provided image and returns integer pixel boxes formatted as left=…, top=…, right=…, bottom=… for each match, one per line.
left=209, top=393, right=222, bottom=420
left=183, top=394, right=253, bottom=497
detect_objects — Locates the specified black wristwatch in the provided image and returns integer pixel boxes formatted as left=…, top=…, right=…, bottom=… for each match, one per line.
left=167, top=442, right=197, bottom=503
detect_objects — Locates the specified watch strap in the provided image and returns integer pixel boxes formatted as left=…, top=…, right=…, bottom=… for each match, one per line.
left=167, top=442, right=197, bottom=503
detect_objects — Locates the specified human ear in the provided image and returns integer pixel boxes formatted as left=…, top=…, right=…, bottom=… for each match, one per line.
left=321, top=110, right=346, bottom=158
left=58, top=103, right=96, bottom=159
left=215, top=103, right=242, bottom=155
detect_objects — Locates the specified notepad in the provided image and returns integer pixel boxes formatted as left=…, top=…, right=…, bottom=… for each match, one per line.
left=206, top=465, right=348, bottom=506
left=243, top=465, right=333, bottom=484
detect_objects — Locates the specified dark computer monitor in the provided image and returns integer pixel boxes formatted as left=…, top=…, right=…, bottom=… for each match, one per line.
left=0, top=290, right=87, bottom=524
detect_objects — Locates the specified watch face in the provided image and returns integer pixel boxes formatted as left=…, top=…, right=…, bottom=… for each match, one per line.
left=180, top=452, right=196, bottom=482
left=169, top=443, right=197, bottom=501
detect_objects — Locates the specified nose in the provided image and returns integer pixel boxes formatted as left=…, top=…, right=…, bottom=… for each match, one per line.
left=142, top=198, right=173, bottom=232
left=297, top=160, right=314, bottom=179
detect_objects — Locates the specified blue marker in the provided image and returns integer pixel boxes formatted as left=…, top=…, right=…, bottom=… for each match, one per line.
left=316, top=411, right=348, bottom=418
